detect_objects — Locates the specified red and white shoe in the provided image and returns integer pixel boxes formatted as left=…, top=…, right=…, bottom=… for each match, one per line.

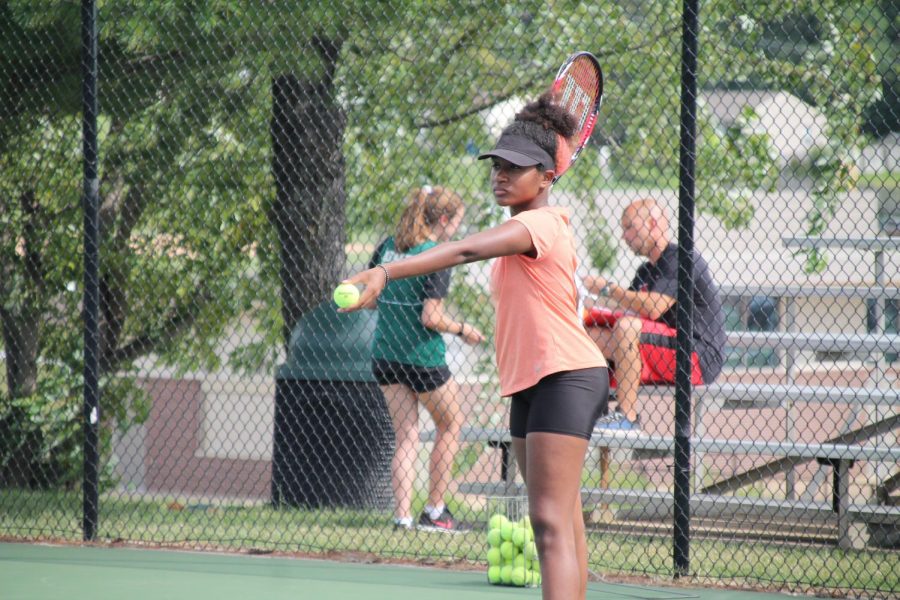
left=417, top=508, right=456, bottom=532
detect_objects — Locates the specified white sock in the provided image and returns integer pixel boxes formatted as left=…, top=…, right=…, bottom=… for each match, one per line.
left=394, top=516, right=413, bottom=527
left=425, top=504, right=445, bottom=520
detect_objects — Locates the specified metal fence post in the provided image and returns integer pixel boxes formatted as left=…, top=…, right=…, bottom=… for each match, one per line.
left=81, top=0, right=101, bottom=542
left=674, top=0, right=700, bottom=578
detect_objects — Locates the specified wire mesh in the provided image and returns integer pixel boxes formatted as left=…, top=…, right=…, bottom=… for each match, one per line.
left=1, top=2, right=898, bottom=598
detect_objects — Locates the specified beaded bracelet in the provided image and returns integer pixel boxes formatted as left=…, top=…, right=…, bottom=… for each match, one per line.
left=376, top=264, right=390, bottom=285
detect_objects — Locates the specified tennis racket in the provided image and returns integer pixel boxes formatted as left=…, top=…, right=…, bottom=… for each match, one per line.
left=550, top=51, right=603, bottom=184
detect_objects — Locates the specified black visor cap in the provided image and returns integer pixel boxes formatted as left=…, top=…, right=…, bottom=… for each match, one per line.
left=478, top=134, right=554, bottom=171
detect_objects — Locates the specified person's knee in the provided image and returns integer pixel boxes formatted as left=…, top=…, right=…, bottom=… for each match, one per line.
left=433, top=401, right=462, bottom=432
left=612, top=317, right=642, bottom=347
left=392, top=422, right=418, bottom=446
left=435, top=415, right=462, bottom=434
left=528, top=506, right=566, bottom=545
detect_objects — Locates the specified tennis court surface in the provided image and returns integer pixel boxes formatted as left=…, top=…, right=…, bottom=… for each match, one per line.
left=2, top=542, right=802, bottom=600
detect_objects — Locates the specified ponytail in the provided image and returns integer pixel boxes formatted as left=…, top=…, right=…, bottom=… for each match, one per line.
left=394, top=186, right=464, bottom=252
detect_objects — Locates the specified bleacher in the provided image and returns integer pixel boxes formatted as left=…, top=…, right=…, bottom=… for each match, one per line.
left=424, top=237, right=899, bottom=549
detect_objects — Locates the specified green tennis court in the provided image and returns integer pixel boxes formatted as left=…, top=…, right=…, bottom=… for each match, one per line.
left=1, top=542, right=799, bottom=600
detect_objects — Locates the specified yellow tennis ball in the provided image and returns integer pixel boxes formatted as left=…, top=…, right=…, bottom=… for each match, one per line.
left=488, top=514, right=508, bottom=530
left=333, top=283, right=360, bottom=308
left=487, top=566, right=501, bottom=584
left=513, top=554, right=527, bottom=569
left=510, top=568, right=526, bottom=586
left=499, top=540, right=516, bottom=561
left=499, top=521, right=514, bottom=540
left=486, top=547, right=502, bottom=566
left=486, top=528, right=502, bottom=547
left=500, top=565, right=513, bottom=584
left=511, top=526, right=527, bottom=547
left=523, top=540, right=539, bottom=561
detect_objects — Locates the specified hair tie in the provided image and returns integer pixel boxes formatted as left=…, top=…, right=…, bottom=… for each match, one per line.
left=422, top=185, right=433, bottom=195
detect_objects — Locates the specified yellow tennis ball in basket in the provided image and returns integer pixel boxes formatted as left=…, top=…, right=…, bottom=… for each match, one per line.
left=487, top=566, right=501, bottom=584
left=333, top=283, right=360, bottom=308
left=499, top=540, right=516, bottom=561
left=511, top=526, right=527, bottom=547
left=486, top=547, right=502, bottom=566
left=499, top=520, right=514, bottom=540
left=486, top=528, right=502, bottom=547
left=488, top=514, right=508, bottom=530
left=523, top=540, right=539, bottom=561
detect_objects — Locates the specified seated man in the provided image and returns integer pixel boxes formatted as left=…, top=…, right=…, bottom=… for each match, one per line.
left=584, top=198, right=725, bottom=435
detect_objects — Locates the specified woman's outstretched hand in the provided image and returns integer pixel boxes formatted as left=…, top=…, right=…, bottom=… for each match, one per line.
left=337, top=267, right=387, bottom=312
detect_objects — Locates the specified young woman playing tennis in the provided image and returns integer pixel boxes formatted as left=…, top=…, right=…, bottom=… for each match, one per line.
left=342, top=93, right=608, bottom=600
left=370, top=186, right=485, bottom=532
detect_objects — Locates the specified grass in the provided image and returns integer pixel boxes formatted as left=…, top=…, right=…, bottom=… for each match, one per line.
left=1, top=489, right=897, bottom=598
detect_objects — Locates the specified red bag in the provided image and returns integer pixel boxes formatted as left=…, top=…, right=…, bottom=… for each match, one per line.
left=583, top=306, right=625, bottom=328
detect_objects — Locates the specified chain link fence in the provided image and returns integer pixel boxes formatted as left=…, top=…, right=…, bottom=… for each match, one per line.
left=1, top=2, right=898, bottom=598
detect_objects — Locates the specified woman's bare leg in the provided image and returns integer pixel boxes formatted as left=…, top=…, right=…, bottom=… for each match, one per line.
left=418, top=378, right=463, bottom=508
left=381, top=384, right=418, bottom=520
left=573, top=489, right=588, bottom=598
left=513, top=433, right=590, bottom=600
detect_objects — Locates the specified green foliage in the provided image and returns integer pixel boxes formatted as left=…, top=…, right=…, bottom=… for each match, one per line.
left=0, top=358, right=149, bottom=490
left=0, top=0, right=891, bottom=492
left=697, top=105, right=779, bottom=229
left=585, top=226, right=618, bottom=273
left=714, top=1, right=885, bottom=271
left=451, top=442, right=486, bottom=479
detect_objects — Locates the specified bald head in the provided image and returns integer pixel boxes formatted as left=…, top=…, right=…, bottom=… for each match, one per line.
left=621, top=198, right=670, bottom=261
left=626, top=197, right=669, bottom=227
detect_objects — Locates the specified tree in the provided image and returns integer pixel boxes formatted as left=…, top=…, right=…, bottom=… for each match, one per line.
left=0, top=0, right=885, bottom=487
left=1, top=1, right=280, bottom=485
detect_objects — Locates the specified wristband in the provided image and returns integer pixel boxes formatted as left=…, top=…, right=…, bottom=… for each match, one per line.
left=457, top=323, right=466, bottom=337
left=376, top=264, right=390, bottom=285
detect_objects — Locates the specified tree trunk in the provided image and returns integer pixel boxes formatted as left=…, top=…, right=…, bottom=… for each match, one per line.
left=0, top=309, right=39, bottom=399
left=0, top=191, right=43, bottom=487
left=0, top=307, right=44, bottom=487
left=270, top=36, right=347, bottom=349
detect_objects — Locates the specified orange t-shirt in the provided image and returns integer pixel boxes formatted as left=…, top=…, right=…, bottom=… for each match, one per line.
left=490, top=206, right=606, bottom=396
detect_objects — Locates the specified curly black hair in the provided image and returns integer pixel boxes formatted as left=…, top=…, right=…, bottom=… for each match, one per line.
left=500, top=92, right=577, bottom=169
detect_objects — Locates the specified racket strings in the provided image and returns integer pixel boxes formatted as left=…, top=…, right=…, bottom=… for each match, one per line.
left=557, top=60, right=601, bottom=146
left=551, top=54, right=602, bottom=180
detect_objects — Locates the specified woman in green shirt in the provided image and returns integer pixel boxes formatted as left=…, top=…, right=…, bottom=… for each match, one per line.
left=369, top=186, right=485, bottom=531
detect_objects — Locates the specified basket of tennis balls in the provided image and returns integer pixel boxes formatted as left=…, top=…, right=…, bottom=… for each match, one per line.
left=485, top=496, right=541, bottom=588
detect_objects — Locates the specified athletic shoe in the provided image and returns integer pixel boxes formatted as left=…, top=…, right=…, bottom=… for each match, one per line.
left=594, top=411, right=645, bottom=437
left=417, top=508, right=456, bottom=532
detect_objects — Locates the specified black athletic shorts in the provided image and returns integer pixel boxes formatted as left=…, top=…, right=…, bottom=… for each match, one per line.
left=372, top=359, right=452, bottom=394
left=509, top=367, right=609, bottom=441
